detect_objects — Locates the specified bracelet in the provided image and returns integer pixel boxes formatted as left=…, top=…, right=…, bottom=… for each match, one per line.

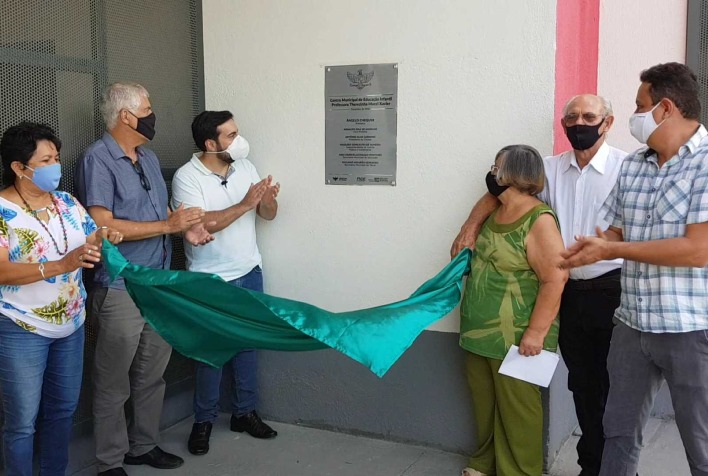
left=38, top=262, right=46, bottom=280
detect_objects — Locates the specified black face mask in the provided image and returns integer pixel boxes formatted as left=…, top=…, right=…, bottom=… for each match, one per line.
left=564, top=119, right=604, bottom=151
left=485, top=171, right=510, bottom=197
left=129, top=112, right=157, bottom=141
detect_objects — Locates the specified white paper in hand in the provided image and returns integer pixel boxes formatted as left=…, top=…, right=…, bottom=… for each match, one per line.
left=498, top=345, right=560, bottom=387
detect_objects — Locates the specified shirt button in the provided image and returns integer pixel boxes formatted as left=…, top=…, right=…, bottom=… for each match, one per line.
left=651, top=188, right=656, bottom=192
left=646, top=214, right=651, bottom=219
left=638, top=298, right=643, bottom=302
left=638, top=271, right=642, bottom=276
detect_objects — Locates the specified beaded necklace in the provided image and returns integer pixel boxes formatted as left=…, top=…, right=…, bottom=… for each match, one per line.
left=13, top=184, right=69, bottom=255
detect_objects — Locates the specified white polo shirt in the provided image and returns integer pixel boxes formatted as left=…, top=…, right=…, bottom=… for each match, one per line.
left=171, top=154, right=262, bottom=281
left=538, top=142, right=628, bottom=280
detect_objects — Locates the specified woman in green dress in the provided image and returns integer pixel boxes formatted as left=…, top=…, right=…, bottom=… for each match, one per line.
left=460, top=145, right=568, bottom=476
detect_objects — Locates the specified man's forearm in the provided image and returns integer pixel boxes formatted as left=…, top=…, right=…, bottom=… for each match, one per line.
left=94, top=217, right=170, bottom=241
left=463, top=193, right=498, bottom=230
left=450, top=192, right=499, bottom=256
left=608, top=237, right=708, bottom=267
left=202, top=204, right=253, bottom=234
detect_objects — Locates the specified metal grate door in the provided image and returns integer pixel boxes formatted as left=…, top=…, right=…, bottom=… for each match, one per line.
left=0, top=0, right=204, bottom=432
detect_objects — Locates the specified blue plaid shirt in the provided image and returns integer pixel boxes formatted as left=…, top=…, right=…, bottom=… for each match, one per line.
left=601, top=125, right=708, bottom=333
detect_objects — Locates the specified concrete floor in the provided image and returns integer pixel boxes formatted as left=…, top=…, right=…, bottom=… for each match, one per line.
left=72, top=416, right=690, bottom=476
left=549, top=417, right=690, bottom=476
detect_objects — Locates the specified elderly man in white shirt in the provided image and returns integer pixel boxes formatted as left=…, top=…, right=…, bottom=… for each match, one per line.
left=451, top=94, right=627, bottom=476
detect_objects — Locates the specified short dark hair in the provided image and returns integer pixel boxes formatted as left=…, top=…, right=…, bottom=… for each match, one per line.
left=0, top=122, right=62, bottom=188
left=640, top=62, right=701, bottom=120
left=495, top=144, right=545, bottom=195
left=191, top=111, right=234, bottom=151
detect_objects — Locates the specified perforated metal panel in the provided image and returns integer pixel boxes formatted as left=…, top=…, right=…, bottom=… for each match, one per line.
left=0, top=0, right=204, bottom=430
left=687, top=0, right=708, bottom=126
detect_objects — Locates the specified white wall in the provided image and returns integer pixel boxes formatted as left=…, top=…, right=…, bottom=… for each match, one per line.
left=203, top=0, right=557, bottom=333
left=598, top=0, right=687, bottom=154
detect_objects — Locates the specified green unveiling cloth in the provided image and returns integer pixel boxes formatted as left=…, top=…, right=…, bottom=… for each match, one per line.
left=101, top=241, right=472, bottom=377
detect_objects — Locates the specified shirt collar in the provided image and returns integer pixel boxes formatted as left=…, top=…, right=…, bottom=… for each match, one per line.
left=562, top=141, right=610, bottom=175
left=683, top=124, right=708, bottom=155
left=190, top=153, right=234, bottom=177
left=643, top=124, right=708, bottom=160
left=101, top=132, right=145, bottom=161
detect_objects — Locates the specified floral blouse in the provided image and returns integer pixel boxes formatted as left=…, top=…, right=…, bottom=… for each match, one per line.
left=0, top=192, right=97, bottom=338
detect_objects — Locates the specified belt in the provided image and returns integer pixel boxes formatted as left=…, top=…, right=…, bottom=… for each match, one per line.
left=566, top=269, right=621, bottom=291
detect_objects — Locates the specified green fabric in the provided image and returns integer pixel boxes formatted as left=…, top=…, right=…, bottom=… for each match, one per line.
left=101, top=241, right=472, bottom=377
left=459, top=203, right=559, bottom=359
left=465, top=351, right=542, bottom=475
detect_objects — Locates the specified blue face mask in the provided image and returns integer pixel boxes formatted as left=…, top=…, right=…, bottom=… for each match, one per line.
left=25, top=163, right=62, bottom=192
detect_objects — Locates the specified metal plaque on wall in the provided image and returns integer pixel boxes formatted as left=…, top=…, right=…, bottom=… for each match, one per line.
left=325, top=63, right=398, bottom=185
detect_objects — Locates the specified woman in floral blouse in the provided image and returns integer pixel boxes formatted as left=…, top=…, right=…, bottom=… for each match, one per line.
left=0, top=122, right=122, bottom=475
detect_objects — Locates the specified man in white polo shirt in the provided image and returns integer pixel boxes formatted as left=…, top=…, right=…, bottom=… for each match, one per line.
left=171, top=110, right=280, bottom=456
left=451, top=95, right=627, bottom=476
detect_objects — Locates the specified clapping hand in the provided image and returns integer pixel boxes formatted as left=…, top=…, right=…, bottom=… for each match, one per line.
left=240, top=178, right=269, bottom=210
left=560, top=226, right=610, bottom=269
left=185, top=222, right=216, bottom=246
left=260, top=175, right=280, bottom=206
left=168, top=203, right=205, bottom=233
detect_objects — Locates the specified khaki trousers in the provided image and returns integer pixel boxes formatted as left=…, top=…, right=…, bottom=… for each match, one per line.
left=90, top=287, right=172, bottom=472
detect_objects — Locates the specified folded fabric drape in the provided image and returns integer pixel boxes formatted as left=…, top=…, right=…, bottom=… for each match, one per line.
left=101, top=241, right=471, bottom=377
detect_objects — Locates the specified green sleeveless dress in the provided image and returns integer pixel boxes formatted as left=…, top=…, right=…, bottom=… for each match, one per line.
left=459, top=203, right=560, bottom=360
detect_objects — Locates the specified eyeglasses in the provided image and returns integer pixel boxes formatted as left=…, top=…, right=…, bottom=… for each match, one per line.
left=563, top=113, right=605, bottom=125
left=133, top=161, right=151, bottom=191
left=490, top=164, right=499, bottom=175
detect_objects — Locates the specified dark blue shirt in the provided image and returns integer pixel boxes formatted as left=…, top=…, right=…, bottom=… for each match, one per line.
left=76, top=132, right=172, bottom=289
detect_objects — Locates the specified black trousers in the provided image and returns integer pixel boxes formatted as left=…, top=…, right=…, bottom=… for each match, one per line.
left=558, top=270, right=621, bottom=476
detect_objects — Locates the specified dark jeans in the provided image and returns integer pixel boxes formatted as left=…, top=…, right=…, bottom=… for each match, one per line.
left=194, top=266, right=263, bottom=422
left=558, top=270, right=620, bottom=476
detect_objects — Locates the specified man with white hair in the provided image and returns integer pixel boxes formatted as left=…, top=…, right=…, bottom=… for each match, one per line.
left=76, top=82, right=213, bottom=476
left=451, top=94, right=627, bottom=476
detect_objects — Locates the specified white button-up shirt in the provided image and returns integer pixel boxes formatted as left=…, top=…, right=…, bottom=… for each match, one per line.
left=538, top=141, right=628, bottom=280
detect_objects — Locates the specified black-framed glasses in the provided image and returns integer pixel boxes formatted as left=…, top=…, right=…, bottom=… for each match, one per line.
left=133, top=161, right=151, bottom=191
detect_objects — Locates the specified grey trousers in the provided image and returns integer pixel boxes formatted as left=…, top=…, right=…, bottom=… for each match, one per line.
left=90, top=287, right=173, bottom=472
left=600, top=321, right=708, bottom=476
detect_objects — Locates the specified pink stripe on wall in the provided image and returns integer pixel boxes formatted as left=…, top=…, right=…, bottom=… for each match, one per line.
left=553, top=0, right=601, bottom=154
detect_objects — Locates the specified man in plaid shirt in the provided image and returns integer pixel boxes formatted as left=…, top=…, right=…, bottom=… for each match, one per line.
left=561, top=62, right=708, bottom=476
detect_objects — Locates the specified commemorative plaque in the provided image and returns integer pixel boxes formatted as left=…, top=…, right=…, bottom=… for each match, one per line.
left=325, top=63, right=398, bottom=185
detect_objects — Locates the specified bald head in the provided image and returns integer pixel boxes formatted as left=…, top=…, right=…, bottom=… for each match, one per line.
left=563, top=94, right=613, bottom=118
